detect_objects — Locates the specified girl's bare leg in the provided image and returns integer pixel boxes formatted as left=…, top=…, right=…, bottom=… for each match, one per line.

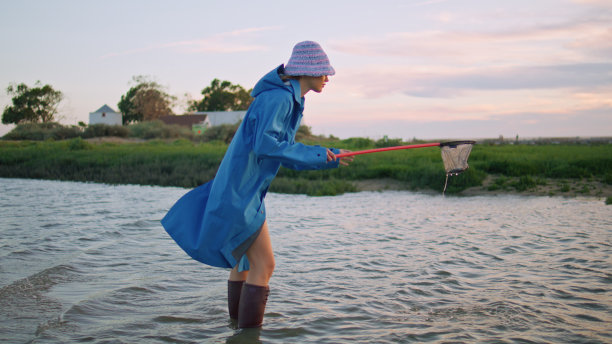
left=237, top=221, right=273, bottom=327
left=229, top=265, right=248, bottom=281
left=245, top=220, right=275, bottom=286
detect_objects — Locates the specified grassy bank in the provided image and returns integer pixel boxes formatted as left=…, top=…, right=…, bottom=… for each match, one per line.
left=0, top=138, right=611, bottom=197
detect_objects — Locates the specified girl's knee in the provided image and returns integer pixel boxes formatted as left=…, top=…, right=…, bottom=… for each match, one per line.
left=244, top=256, right=275, bottom=285
left=263, top=260, right=275, bottom=282
left=255, top=255, right=275, bottom=273
left=253, top=255, right=275, bottom=279
left=265, top=257, right=275, bottom=274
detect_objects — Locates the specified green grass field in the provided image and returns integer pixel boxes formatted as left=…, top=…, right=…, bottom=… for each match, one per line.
left=1, top=138, right=610, bottom=196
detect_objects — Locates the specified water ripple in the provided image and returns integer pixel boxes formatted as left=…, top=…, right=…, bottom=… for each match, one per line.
left=1, top=179, right=610, bottom=343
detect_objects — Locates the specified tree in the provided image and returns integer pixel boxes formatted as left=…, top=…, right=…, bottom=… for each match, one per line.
left=295, top=123, right=313, bottom=141
left=118, top=76, right=176, bottom=124
left=2, top=81, right=63, bottom=124
left=189, top=79, right=253, bottom=112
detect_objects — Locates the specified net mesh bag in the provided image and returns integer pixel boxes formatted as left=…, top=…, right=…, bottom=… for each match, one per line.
left=440, top=141, right=475, bottom=176
left=440, top=141, right=475, bottom=195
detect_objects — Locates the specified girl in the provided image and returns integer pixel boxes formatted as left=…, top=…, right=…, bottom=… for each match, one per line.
left=161, top=41, right=351, bottom=328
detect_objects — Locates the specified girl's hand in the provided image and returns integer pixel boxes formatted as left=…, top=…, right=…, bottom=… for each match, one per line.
left=326, top=149, right=337, bottom=162
left=338, top=149, right=354, bottom=166
left=326, top=149, right=353, bottom=166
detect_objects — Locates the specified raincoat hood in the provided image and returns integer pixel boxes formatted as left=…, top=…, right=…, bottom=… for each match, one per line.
left=251, top=65, right=303, bottom=105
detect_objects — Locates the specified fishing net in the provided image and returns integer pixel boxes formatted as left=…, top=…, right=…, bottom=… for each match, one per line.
left=440, top=140, right=476, bottom=194
left=335, top=139, right=476, bottom=195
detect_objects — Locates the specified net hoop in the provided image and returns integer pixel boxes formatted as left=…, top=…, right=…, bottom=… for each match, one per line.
left=439, top=140, right=476, bottom=147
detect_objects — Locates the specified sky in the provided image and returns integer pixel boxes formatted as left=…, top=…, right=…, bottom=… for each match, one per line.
left=1, top=0, right=611, bottom=140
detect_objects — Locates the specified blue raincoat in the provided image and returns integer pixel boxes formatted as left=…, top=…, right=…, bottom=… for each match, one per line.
left=161, top=65, right=339, bottom=271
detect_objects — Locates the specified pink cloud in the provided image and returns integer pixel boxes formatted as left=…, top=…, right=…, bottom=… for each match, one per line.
left=328, top=15, right=611, bottom=64
left=101, top=26, right=281, bottom=58
left=329, top=62, right=612, bottom=101
left=571, top=0, right=612, bottom=8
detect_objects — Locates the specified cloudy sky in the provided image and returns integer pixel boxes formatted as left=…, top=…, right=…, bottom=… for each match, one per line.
left=1, top=0, right=610, bottom=139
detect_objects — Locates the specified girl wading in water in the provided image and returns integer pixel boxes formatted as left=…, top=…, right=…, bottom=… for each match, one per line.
left=162, top=41, right=352, bottom=328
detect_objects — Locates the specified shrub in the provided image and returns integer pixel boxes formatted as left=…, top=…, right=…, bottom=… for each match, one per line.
left=270, top=177, right=356, bottom=196
left=51, top=125, right=82, bottom=140
left=375, top=137, right=403, bottom=148
left=67, top=137, right=91, bottom=150
left=82, top=124, right=129, bottom=138
left=546, top=164, right=590, bottom=179
left=512, top=175, right=537, bottom=191
left=488, top=176, right=508, bottom=191
left=340, top=137, right=374, bottom=149
left=128, top=121, right=192, bottom=140
left=487, top=184, right=501, bottom=191
left=559, top=182, right=571, bottom=192
left=579, top=184, right=591, bottom=194
left=494, top=176, right=509, bottom=186
left=483, top=160, right=512, bottom=175
left=2, top=122, right=67, bottom=140
left=200, top=122, right=241, bottom=143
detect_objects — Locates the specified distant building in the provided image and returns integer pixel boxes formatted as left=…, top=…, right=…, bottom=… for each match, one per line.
left=159, top=114, right=208, bottom=135
left=196, top=111, right=246, bottom=127
left=159, top=111, right=246, bottom=135
left=89, top=105, right=122, bottom=126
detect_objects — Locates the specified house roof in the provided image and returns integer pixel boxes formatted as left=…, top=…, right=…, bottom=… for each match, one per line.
left=159, top=115, right=207, bottom=127
left=92, top=104, right=119, bottom=114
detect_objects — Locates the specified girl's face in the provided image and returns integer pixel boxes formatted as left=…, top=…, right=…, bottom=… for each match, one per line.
left=303, top=75, right=329, bottom=93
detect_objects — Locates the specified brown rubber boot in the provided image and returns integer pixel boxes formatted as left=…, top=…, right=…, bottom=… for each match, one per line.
left=238, top=283, right=270, bottom=328
left=227, top=280, right=244, bottom=320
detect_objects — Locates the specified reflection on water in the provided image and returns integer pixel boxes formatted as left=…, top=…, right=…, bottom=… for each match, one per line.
left=1, top=178, right=610, bottom=343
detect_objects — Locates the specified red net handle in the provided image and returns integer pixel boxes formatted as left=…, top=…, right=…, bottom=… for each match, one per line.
left=335, top=143, right=441, bottom=158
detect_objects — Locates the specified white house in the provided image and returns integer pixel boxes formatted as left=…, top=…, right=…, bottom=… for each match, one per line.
left=194, top=111, right=246, bottom=128
left=89, top=105, right=122, bottom=125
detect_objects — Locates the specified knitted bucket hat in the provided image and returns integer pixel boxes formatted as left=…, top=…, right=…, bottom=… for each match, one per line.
left=284, top=41, right=335, bottom=77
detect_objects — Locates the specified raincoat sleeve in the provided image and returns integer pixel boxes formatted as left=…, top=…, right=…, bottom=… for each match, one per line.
left=252, top=96, right=339, bottom=170
left=281, top=147, right=341, bottom=171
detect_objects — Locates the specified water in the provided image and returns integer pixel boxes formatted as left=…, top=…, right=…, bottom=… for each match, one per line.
left=1, top=178, right=610, bottom=344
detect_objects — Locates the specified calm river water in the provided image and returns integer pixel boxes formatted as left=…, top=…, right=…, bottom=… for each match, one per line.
left=0, top=178, right=610, bottom=343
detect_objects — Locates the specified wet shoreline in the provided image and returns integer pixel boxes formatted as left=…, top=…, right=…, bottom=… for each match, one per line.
left=352, top=176, right=612, bottom=199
